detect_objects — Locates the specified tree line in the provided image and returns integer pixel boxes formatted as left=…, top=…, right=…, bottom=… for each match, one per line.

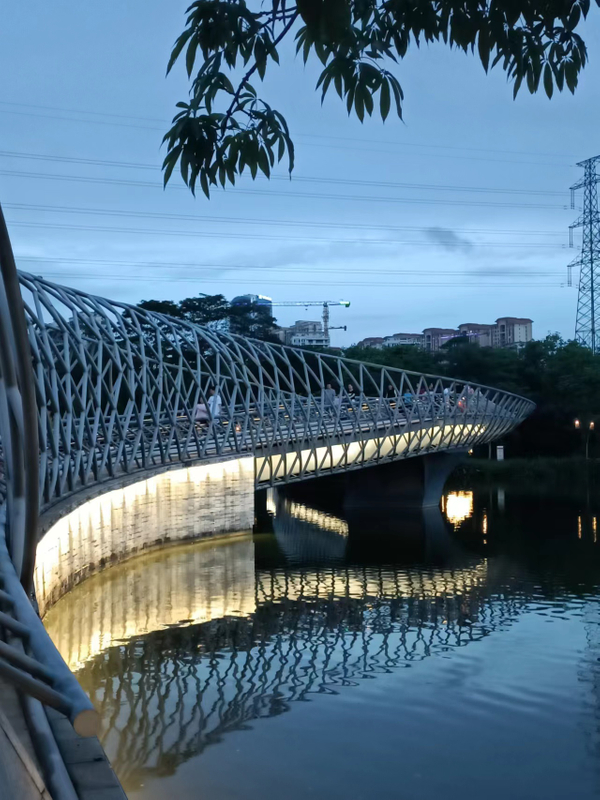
left=344, top=336, right=600, bottom=458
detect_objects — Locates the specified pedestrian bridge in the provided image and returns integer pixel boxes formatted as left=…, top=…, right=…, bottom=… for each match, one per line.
left=0, top=269, right=534, bottom=799
left=8, top=272, right=532, bottom=515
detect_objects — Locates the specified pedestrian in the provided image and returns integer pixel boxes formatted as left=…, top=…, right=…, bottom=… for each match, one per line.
left=384, top=383, right=395, bottom=400
left=347, top=383, right=356, bottom=408
left=323, top=382, right=336, bottom=409
left=194, top=396, right=209, bottom=424
left=207, top=386, right=222, bottom=421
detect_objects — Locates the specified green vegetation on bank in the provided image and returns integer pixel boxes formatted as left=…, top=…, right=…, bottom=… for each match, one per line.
left=344, top=336, right=600, bottom=458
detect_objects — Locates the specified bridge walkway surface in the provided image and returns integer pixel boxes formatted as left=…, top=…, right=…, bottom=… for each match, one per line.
left=0, top=264, right=535, bottom=799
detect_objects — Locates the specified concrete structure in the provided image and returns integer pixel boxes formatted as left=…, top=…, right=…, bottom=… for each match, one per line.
left=356, top=333, right=424, bottom=349
left=493, top=317, right=534, bottom=348
left=457, top=322, right=496, bottom=347
left=383, top=332, right=424, bottom=347
left=280, top=319, right=329, bottom=347
left=34, top=457, right=254, bottom=615
left=423, top=327, right=460, bottom=351
left=359, top=318, right=533, bottom=352
left=355, top=336, right=385, bottom=348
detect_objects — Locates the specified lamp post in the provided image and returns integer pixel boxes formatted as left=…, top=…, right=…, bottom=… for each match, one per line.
left=574, top=419, right=595, bottom=460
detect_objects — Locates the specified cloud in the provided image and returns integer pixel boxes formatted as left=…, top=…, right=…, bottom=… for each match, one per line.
left=423, top=227, right=473, bottom=253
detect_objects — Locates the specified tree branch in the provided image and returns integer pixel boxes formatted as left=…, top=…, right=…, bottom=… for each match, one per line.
left=221, top=9, right=300, bottom=133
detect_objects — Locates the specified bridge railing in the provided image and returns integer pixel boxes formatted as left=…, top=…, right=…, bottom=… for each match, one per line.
left=1, top=272, right=534, bottom=515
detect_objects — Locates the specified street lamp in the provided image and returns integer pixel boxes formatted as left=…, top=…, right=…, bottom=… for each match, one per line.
left=574, top=419, right=595, bottom=459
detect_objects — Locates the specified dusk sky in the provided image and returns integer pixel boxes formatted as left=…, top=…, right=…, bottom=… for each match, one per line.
left=1, top=2, right=599, bottom=346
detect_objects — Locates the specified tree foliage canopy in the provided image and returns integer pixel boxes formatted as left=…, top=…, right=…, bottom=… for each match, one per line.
left=163, top=0, right=598, bottom=196
left=138, top=292, right=278, bottom=339
left=345, top=335, right=600, bottom=457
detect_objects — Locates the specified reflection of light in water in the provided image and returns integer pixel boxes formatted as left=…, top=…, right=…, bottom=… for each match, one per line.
left=482, top=513, right=488, bottom=535
left=444, top=492, right=474, bottom=527
left=266, top=487, right=277, bottom=516
left=286, top=501, right=349, bottom=537
left=267, top=489, right=348, bottom=537
left=45, top=529, right=490, bottom=676
left=594, top=517, right=597, bottom=543
left=44, top=535, right=256, bottom=672
left=578, top=516, right=582, bottom=539
left=497, top=487, right=505, bottom=512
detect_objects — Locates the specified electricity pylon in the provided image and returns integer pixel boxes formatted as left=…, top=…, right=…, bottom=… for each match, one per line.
left=571, top=155, right=600, bottom=353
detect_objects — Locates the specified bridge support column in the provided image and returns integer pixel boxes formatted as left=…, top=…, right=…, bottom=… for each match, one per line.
left=344, top=450, right=467, bottom=511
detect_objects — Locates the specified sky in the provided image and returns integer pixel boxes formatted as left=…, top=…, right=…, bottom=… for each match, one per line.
left=0, top=2, right=599, bottom=346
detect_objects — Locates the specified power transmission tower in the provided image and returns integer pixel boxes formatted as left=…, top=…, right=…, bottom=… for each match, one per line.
left=570, top=155, right=600, bottom=353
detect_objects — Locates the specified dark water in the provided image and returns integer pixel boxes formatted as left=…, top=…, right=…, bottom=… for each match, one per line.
left=44, top=472, right=600, bottom=800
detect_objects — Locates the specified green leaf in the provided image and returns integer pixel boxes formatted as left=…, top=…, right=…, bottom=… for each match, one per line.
left=167, top=28, right=194, bottom=75
left=185, top=37, right=198, bottom=78
left=200, top=170, right=210, bottom=199
left=258, top=148, right=270, bottom=177
left=380, top=78, right=390, bottom=121
left=543, top=63, right=553, bottom=98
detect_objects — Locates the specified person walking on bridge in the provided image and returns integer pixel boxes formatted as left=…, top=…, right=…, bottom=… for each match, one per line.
left=207, top=386, right=222, bottom=421
left=323, top=383, right=336, bottom=414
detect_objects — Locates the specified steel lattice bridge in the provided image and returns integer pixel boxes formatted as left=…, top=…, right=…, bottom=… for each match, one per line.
left=0, top=266, right=534, bottom=799
left=10, top=272, right=533, bottom=511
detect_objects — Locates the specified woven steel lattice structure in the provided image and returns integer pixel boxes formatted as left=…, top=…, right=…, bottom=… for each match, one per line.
left=2, top=271, right=535, bottom=524
left=1, top=272, right=535, bottom=517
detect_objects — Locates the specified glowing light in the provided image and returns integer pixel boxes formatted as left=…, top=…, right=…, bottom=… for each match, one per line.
left=34, top=456, right=254, bottom=615
left=575, top=419, right=581, bottom=429
left=444, top=492, right=474, bottom=527
left=265, top=488, right=277, bottom=516
left=578, top=516, right=582, bottom=539
left=286, top=501, right=349, bottom=537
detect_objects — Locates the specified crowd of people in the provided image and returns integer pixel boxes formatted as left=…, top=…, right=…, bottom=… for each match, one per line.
left=191, top=381, right=477, bottom=428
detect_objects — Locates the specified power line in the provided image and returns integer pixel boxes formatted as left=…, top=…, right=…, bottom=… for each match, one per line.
left=3, top=202, right=566, bottom=239
left=0, top=169, right=569, bottom=210
left=0, top=99, right=575, bottom=165
left=0, top=149, right=566, bottom=197
left=16, top=255, right=565, bottom=277
left=35, top=271, right=565, bottom=288
left=6, top=219, right=566, bottom=249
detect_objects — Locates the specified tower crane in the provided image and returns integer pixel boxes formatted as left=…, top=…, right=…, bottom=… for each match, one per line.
left=269, top=299, right=350, bottom=341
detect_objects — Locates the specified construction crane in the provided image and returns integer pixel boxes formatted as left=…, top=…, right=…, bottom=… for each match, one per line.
left=268, top=300, right=350, bottom=341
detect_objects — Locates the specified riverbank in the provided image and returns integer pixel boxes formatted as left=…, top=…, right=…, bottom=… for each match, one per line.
left=451, top=457, right=600, bottom=493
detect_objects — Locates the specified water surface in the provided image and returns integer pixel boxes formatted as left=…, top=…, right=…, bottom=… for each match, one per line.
left=44, top=474, right=600, bottom=800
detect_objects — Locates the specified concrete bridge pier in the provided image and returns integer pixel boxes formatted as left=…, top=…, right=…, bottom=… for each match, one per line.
left=344, top=450, right=467, bottom=511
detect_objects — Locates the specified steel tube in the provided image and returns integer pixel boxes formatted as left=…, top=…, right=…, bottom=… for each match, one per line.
left=0, top=535, right=99, bottom=736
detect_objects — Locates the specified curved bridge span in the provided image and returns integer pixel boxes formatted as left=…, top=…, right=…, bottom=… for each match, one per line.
left=9, top=272, right=533, bottom=515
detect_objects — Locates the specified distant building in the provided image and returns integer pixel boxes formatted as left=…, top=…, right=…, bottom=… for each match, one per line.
left=423, top=328, right=459, bottom=351
left=493, top=317, right=533, bottom=349
left=356, top=337, right=385, bottom=348
left=356, top=317, right=533, bottom=353
left=382, top=332, right=424, bottom=348
left=281, top=320, right=329, bottom=348
left=457, top=323, right=496, bottom=348
left=231, top=294, right=273, bottom=318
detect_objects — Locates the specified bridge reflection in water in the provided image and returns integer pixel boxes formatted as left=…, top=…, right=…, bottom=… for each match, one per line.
left=44, top=492, right=526, bottom=793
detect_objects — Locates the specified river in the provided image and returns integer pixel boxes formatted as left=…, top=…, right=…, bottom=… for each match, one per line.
left=44, top=470, right=600, bottom=800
